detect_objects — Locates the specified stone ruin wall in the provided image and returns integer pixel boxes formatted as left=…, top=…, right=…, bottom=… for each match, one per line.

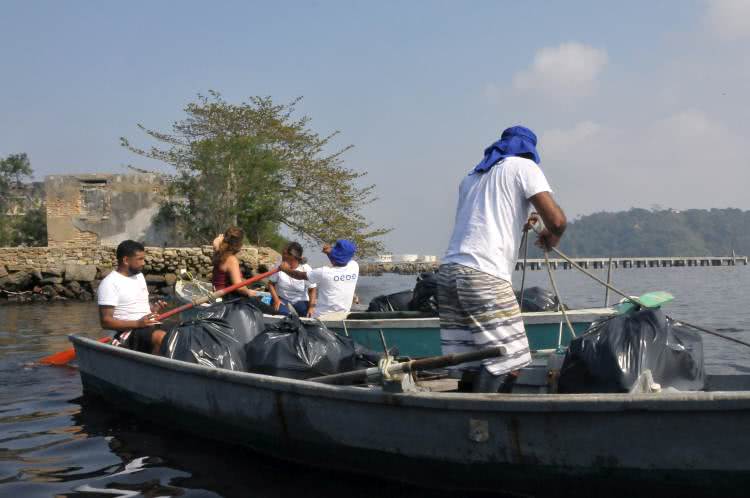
left=0, top=245, right=280, bottom=303
left=45, top=173, right=174, bottom=248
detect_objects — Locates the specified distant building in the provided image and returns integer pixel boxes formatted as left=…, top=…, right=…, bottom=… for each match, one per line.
left=45, top=173, right=173, bottom=248
left=373, top=253, right=393, bottom=263
left=364, top=253, right=439, bottom=264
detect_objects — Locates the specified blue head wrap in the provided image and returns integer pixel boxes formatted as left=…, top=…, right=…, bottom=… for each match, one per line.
left=472, top=125, right=540, bottom=174
left=329, top=239, right=357, bottom=265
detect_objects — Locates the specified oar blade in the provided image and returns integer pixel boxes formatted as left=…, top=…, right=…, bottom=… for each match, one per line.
left=615, top=291, right=674, bottom=315
left=38, top=348, right=77, bottom=365
left=38, top=337, right=111, bottom=366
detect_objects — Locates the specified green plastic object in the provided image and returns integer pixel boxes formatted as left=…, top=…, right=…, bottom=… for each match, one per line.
left=614, top=291, right=674, bottom=315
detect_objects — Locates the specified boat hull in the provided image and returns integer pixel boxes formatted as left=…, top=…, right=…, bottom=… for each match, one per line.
left=71, top=335, right=750, bottom=494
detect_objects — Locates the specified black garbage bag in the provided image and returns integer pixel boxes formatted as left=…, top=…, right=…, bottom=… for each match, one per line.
left=193, top=298, right=266, bottom=344
left=246, top=315, right=394, bottom=379
left=367, top=290, right=413, bottom=312
left=515, top=286, right=564, bottom=312
left=161, top=318, right=248, bottom=371
left=409, top=271, right=439, bottom=313
left=161, top=299, right=267, bottom=371
left=558, top=308, right=704, bottom=393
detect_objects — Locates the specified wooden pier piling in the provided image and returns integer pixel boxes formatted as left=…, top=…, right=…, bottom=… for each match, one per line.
left=359, top=256, right=748, bottom=275
left=511, top=256, right=748, bottom=271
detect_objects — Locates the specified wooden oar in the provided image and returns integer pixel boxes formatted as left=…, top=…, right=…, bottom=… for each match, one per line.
left=309, top=345, right=507, bottom=385
left=156, top=268, right=279, bottom=321
left=39, top=268, right=279, bottom=366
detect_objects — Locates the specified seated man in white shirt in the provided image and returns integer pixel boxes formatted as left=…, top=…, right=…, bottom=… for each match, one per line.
left=278, top=239, right=358, bottom=319
left=97, top=240, right=168, bottom=355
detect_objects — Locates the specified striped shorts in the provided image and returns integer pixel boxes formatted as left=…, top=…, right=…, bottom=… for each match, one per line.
left=437, top=263, right=531, bottom=375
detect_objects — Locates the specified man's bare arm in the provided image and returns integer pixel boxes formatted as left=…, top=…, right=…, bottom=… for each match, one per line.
left=307, top=287, right=317, bottom=317
left=529, top=191, right=567, bottom=249
left=279, top=262, right=308, bottom=281
left=99, top=306, right=158, bottom=331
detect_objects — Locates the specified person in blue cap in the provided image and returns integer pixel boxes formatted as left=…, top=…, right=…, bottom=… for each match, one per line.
left=278, top=239, right=359, bottom=318
left=439, top=125, right=567, bottom=393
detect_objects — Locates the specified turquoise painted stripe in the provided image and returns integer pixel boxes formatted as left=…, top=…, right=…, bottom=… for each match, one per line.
left=337, top=322, right=592, bottom=358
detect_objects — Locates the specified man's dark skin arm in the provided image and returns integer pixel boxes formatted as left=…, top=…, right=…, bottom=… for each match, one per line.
left=279, top=263, right=308, bottom=281
left=306, top=287, right=317, bottom=318
left=99, top=306, right=161, bottom=331
left=280, top=242, right=333, bottom=281
left=99, top=305, right=167, bottom=355
left=528, top=191, right=567, bottom=249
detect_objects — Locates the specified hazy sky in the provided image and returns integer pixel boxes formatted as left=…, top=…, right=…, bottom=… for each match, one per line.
left=2, top=1, right=749, bottom=255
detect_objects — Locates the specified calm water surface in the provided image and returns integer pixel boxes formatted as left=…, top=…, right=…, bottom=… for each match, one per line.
left=1, top=266, right=749, bottom=497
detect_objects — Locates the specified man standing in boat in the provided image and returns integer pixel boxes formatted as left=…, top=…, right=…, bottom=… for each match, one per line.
left=439, top=126, right=567, bottom=392
left=97, top=240, right=168, bottom=355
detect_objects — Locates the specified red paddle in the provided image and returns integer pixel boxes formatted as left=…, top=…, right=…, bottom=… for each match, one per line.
left=39, top=268, right=279, bottom=366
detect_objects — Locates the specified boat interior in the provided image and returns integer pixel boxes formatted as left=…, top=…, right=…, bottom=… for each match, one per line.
left=403, top=369, right=750, bottom=394
left=345, top=311, right=436, bottom=320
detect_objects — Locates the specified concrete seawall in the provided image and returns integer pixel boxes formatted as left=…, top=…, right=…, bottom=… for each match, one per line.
left=0, top=245, right=280, bottom=303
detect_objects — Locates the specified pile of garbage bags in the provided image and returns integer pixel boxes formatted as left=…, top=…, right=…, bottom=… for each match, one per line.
left=161, top=298, right=391, bottom=379
left=246, top=315, right=389, bottom=379
left=558, top=308, right=705, bottom=393
left=366, top=272, right=439, bottom=313
left=367, top=273, right=562, bottom=314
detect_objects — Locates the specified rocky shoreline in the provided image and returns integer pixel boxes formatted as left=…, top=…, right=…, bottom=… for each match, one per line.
left=0, top=245, right=279, bottom=304
left=358, top=262, right=440, bottom=276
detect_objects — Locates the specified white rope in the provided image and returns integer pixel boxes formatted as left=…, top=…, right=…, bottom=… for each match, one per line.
left=543, top=249, right=577, bottom=340
left=530, top=224, right=643, bottom=308
left=378, top=355, right=396, bottom=380
left=519, top=229, right=529, bottom=307
left=0, top=289, right=32, bottom=295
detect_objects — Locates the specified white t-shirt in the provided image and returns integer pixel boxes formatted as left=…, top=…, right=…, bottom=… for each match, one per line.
left=97, top=271, right=151, bottom=321
left=307, top=260, right=359, bottom=318
left=443, top=156, right=552, bottom=282
left=269, top=263, right=316, bottom=303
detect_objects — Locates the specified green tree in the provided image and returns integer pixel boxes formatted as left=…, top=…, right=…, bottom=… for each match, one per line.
left=11, top=206, right=47, bottom=247
left=0, top=153, right=35, bottom=246
left=153, top=135, right=286, bottom=246
left=529, top=207, right=750, bottom=257
left=121, top=92, right=389, bottom=255
left=0, top=153, right=32, bottom=187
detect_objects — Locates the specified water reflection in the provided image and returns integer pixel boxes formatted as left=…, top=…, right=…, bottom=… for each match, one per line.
left=68, top=395, right=479, bottom=498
